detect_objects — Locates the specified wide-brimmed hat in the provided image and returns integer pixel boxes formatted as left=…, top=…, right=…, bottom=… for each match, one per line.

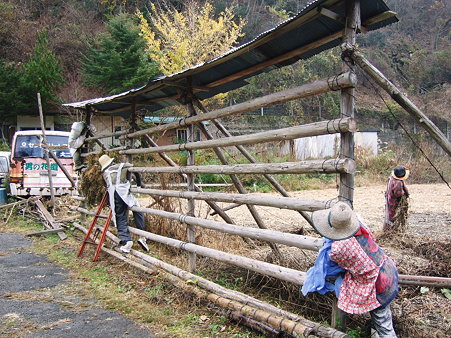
left=311, top=202, right=360, bottom=240
left=98, top=154, right=114, bottom=171
left=391, top=166, right=410, bottom=180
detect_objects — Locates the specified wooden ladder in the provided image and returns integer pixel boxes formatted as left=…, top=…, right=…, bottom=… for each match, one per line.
left=77, top=191, right=113, bottom=261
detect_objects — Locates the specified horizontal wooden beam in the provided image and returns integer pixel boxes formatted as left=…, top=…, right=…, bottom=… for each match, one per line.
left=85, top=130, right=129, bottom=142
left=26, top=228, right=65, bottom=236
left=69, top=205, right=108, bottom=218
left=81, top=146, right=126, bottom=158
left=129, top=226, right=307, bottom=285
left=129, top=158, right=355, bottom=175
left=121, top=118, right=356, bottom=155
left=131, top=187, right=336, bottom=212
left=130, top=206, right=324, bottom=251
left=125, top=73, right=356, bottom=139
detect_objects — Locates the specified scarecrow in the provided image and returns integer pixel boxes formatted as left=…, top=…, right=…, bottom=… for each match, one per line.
left=384, top=166, right=410, bottom=232
left=302, top=202, right=399, bottom=337
left=98, top=154, right=149, bottom=254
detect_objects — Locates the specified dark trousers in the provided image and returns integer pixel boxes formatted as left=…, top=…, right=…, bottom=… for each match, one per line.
left=114, top=191, right=145, bottom=243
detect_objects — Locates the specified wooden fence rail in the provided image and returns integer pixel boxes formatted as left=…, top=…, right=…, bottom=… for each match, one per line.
left=131, top=205, right=323, bottom=251
left=131, top=187, right=336, bottom=212
left=129, top=158, right=355, bottom=175
left=128, top=227, right=307, bottom=285
left=121, top=118, right=356, bottom=155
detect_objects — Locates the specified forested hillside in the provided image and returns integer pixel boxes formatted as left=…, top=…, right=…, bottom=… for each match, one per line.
left=0, top=0, right=449, bottom=130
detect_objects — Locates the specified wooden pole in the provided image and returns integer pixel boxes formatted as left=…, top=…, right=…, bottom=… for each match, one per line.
left=121, top=118, right=356, bottom=155
left=128, top=227, right=306, bottom=285
left=338, top=0, right=359, bottom=208
left=189, top=103, right=281, bottom=257
left=128, top=158, right=355, bottom=175
left=37, top=93, right=56, bottom=212
left=347, top=48, right=451, bottom=157
left=130, top=205, right=323, bottom=251
left=34, top=199, right=67, bottom=240
left=186, top=103, right=196, bottom=272
left=334, top=0, right=360, bottom=329
left=131, top=187, right=335, bottom=212
left=125, top=73, right=356, bottom=140
left=194, top=99, right=315, bottom=227
left=47, top=150, right=76, bottom=187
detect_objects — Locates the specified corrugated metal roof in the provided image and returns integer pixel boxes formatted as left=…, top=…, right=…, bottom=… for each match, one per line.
left=64, top=0, right=397, bottom=117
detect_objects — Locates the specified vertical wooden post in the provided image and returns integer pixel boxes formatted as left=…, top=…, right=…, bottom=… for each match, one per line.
left=334, top=0, right=360, bottom=330
left=339, top=0, right=359, bottom=207
left=186, top=103, right=196, bottom=272
left=37, top=93, right=56, bottom=213
left=127, top=102, right=137, bottom=164
left=84, top=106, right=92, bottom=155
left=331, top=299, right=347, bottom=332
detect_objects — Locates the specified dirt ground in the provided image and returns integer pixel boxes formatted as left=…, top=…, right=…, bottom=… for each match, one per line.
left=219, top=183, right=451, bottom=233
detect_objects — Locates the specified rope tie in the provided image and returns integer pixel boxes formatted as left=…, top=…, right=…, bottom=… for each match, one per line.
left=334, top=158, right=340, bottom=172
left=326, top=119, right=332, bottom=134
left=321, top=159, right=329, bottom=171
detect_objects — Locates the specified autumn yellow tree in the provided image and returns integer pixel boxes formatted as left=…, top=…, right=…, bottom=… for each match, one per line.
left=137, top=2, right=245, bottom=75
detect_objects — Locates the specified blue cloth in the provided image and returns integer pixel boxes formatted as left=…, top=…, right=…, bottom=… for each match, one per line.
left=301, top=238, right=345, bottom=297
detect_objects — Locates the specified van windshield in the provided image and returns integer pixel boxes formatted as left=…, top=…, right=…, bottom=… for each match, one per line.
left=14, top=135, right=71, bottom=159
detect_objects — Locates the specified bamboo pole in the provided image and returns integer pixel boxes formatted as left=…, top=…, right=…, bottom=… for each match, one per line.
left=130, top=205, right=324, bottom=251
left=128, top=227, right=306, bottom=285
left=125, top=73, right=356, bottom=140
left=129, top=158, right=355, bottom=175
left=37, top=93, right=56, bottom=212
left=131, top=187, right=335, bottom=212
left=347, top=47, right=451, bottom=157
left=194, top=99, right=315, bottom=227
left=121, top=118, right=356, bottom=155
left=190, top=103, right=281, bottom=257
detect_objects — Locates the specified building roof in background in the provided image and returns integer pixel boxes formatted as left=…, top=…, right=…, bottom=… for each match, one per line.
left=63, top=0, right=397, bottom=117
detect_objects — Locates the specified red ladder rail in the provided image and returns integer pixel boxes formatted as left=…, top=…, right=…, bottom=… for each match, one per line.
left=77, top=191, right=113, bottom=261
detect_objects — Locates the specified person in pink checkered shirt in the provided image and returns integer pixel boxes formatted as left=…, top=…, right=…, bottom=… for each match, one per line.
left=303, top=202, right=399, bottom=337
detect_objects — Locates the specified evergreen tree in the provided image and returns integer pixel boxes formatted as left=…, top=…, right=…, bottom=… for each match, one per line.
left=0, top=60, right=27, bottom=119
left=82, top=13, right=159, bottom=95
left=19, top=32, right=65, bottom=113
left=1, top=32, right=64, bottom=118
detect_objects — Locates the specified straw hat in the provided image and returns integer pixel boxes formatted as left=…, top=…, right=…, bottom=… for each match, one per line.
left=311, top=202, right=360, bottom=240
left=99, top=154, right=114, bottom=172
left=391, top=166, right=410, bottom=180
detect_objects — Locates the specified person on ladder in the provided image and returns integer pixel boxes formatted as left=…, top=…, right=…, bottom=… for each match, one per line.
left=99, top=154, right=149, bottom=254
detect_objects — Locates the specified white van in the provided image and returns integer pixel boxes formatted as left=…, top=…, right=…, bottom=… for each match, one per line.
left=0, top=151, right=10, bottom=187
